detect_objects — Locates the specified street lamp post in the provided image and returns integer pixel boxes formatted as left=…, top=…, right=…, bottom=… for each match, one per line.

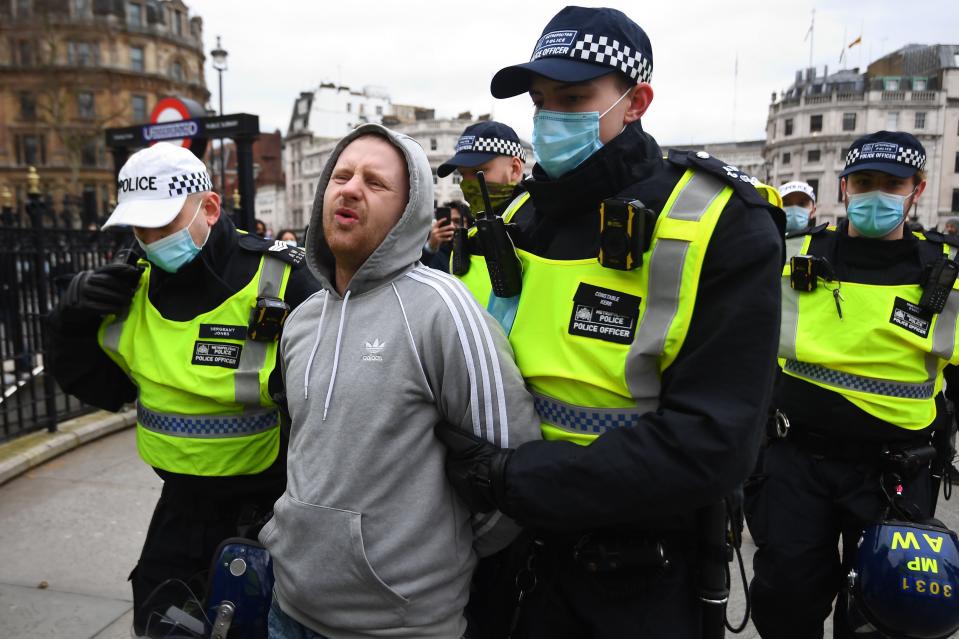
left=210, top=36, right=228, bottom=201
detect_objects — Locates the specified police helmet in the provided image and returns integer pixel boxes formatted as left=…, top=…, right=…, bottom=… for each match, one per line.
left=846, top=520, right=959, bottom=639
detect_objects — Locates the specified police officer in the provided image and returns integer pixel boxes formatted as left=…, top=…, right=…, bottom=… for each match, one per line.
left=780, top=180, right=817, bottom=236
left=746, top=131, right=959, bottom=638
left=47, top=142, right=319, bottom=635
left=434, top=6, right=784, bottom=637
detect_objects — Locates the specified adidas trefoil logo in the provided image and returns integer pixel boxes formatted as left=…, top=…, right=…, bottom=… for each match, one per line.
left=362, top=338, right=386, bottom=362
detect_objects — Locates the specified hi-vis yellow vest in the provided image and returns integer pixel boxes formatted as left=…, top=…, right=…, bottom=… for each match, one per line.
left=780, top=228, right=959, bottom=431
left=98, top=255, right=290, bottom=475
left=458, top=169, right=755, bottom=445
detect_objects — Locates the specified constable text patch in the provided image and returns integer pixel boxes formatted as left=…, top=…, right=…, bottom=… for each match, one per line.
left=192, top=341, right=242, bottom=369
left=568, top=283, right=640, bottom=345
left=199, top=324, right=246, bottom=340
left=890, top=297, right=932, bottom=338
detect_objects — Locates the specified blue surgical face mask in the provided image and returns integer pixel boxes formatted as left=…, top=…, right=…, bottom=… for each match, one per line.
left=845, top=188, right=915, bottom=239
left=784, top=205, right=811, bottom=234
left=284, top=240, right=297, bottom=247
left=136, top=200, right=209, bottom=272
left=532, top=87, right=633, bottom=179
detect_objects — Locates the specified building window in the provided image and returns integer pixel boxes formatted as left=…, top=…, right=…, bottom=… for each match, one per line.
left=914, top=78, right=927, bottom=91
left=375, top=105, right=383, bottom=116
left=432, top=169, right=438, bottom=185
left=782, top=152, right=791, bottom=165
left=915, top=112, right=926, bottom=129
left=80, top=140, right=98, bottom=167
left=809, top=114, right=823, bottom=133
left=130, top=45, right=144, bottom=72
left=886, top=112, right=899, bottom=131
left=19, top=92, right=36, bottom=121
left=955, top=151, right=959, bottom=174
left=15, top=0, right=31, bottom=16
left=885, top=78, right=900, bottom=91
left=17, top=40, right=35, bottom=67
left=15, top=134, right=45, bottom=166
left=953, top=189, right=959, bottom=213
left=838, top=180, right=844, bottom=203
left=68, top=41, right=98, bottom=67
left=172, top=10, right=182, bottom=36
left=807, top=179, right=819, bottom=199
left=842, top=113, right=856, bottom=131
left=345, top=102, right=351, bottom=113
left=170, top=61, right=184, bottom=82
left=77, top=91, right=95, bottom=119
left=72, top=0, right=89, bottom=16
left=430, top=138, right=438, bottom=151
left=131, top=94, right=147, bottom=122
left=807, top=149, right=821, bottom=163
left=784, top=119, right=794, bottom=136
left=126, top=2, right=142, bottom=26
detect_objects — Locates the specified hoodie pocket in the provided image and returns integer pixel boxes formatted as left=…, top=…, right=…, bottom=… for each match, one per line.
left=268, top=494, right=409, bottom=629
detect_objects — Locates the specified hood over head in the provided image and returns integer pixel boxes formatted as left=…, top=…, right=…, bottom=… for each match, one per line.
left=305, top=123, right=433, bottom=295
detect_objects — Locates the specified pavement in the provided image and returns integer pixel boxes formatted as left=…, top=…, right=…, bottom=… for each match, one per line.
left=0, top=414, right=957, bottom=638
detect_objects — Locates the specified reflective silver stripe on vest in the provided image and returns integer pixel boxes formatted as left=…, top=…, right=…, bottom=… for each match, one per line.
left=533, top=392, right=646, bottom=435
left=784, top=235, right=807, bottom=262
left=625, top=172, right=727, bottom=405
left=234, top=256, right=287, bottom=407
left=780, top=279, right=800, bottom=361
left=138, top=403, right=277, bottom=438
left=782, top=360, right=936, bottom=400
left=102, top=316, right=124, bottom=352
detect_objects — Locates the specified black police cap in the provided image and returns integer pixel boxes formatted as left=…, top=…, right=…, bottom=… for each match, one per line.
left=491, top=6, right=653, bottom=99
left=436, top=121, right=527, bottom=178
left=840, top=131, right=927, bottom=179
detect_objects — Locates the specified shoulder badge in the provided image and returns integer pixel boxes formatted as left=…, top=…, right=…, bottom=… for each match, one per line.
left=786, top=222, right=829, bottom=240
left=667, top=149, right=772, bottom=209
left=921, top=230, right=959, bottom=250
left=237, top=234, right=307, bottom=267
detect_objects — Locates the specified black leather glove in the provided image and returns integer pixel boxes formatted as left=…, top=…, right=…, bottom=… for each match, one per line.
left=60, top=263, right=143, bottom=317
left=434, top=421, right=512, bottom=514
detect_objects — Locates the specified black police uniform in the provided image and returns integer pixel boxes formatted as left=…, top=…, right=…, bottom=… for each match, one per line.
left=747, top=219, right=959, bottom=639
left=481, top=120, right=783, bottom=638
left=47, top=214, right=319, bottom=633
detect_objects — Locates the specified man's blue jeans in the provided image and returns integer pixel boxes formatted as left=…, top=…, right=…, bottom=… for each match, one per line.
left=268, top=594, right=331, bottom=639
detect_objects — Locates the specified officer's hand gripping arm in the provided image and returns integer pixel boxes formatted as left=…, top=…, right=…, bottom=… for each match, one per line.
left=434, top=421, right=512, bottom=515
left=60, top=263, right=143, bottom=318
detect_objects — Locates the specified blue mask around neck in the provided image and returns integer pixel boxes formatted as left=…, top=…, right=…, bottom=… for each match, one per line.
left=532, top=87, right=633, bottom=179
left=846, top=189, right=914, bottom=239
left=136, top=200, right=209, bottom=273
left=784, top=205, right=811, bottom=234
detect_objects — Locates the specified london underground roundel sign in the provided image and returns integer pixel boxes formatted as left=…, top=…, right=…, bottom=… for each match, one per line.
left=148, top=97, right=202, bottom=149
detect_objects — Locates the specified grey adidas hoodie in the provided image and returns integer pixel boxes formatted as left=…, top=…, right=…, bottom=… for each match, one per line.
left=259, top=124, right=540, bottom=639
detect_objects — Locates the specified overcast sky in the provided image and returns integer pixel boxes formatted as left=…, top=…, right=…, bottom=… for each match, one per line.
left=193, top=0, right=959, bottom=146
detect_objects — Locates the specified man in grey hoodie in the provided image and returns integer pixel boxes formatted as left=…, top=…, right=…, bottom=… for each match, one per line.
left=260, top=124, right=540, bottom=639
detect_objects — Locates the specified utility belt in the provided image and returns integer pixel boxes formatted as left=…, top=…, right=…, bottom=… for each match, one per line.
left=535, top=529, right=694, bottom=574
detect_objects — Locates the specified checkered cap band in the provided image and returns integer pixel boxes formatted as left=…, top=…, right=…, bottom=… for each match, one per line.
left=471, top=137, right=527, bottom=161
left=897, top=147, right=926, bottom=170
left=167, top=171, right=213, bottom=198
left=784, top=360, right=935, bottom=400
left=569, top=33, right=652, bottom=84
left=533, top=396, right=641, bottom=435
left=845, top=147, right=861, bottom=166
left=138, top=404, right=277, bottom=438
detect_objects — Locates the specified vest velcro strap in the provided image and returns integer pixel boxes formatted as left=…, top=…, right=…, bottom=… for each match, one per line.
left=138, top=403, right=277, bottom=438
left=783, top=360, right=935, bottom=400
left=533, top=393, right=645, bottom=435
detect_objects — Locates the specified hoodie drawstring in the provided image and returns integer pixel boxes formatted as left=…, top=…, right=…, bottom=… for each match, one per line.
left=303, top=291, right=329, bottom=400
left=323, top=289, right=351, bottom=421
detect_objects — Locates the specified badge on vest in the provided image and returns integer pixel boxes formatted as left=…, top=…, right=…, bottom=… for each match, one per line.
left=199, top=324, right=246, bottom=340
left=192, top=341, right=242, bottom=369
left=568, top=283, right=640, bottom=345
left=890, top=297, right=933, bottom=339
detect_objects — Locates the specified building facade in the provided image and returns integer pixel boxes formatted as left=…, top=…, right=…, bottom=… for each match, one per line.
left=0, top=0, right=209, bottom=226
left=764, top=44, right=959, bottom=228
left=664, top=139, right=767, bottom=182
left=206, top=131, right=286, bottom=234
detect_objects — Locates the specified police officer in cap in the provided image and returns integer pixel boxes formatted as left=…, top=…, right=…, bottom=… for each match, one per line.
left=746, top=130, right=959, bottom=638
left=47, top=142, right=319, bottom=635
left=780, top=180, right=817, bottom=236
left=434, top=6, right=785, bottom=637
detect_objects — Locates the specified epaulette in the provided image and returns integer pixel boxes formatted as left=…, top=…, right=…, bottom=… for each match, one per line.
left=667, top=149, right=775, bottom=210
left=237, top=234, right=307, bottom=268
left=785, top=222, right=829, bottom=240
left=921, top=230, right=959, bottom=250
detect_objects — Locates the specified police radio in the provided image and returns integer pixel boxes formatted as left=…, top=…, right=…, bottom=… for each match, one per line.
left=248, top=297, right=290, bottom=342
left=919, top=255, right=959, bottom=314
left=599, top=198, right=655, bottom=270
left=474, top=171, right=522, bottom=297
left=450, top=227, right=470, bottom=276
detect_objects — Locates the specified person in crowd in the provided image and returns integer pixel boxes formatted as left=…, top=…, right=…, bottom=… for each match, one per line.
left=747, top=131, right=959, bottom=637
left=423, top=200, right=471, bottom=272
left=47, top=142, right=319, bottom=635
left=261, top=123, right=540, bottom=639
left=277, top=229, right=299, bottom=247
left=435, top=6, right=784, bottom=637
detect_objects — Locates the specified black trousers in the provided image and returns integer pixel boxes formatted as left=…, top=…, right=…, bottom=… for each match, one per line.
left=510, top=537, right=703, bottom=639
left=130, top=481, right=278, bottom=635
left=746, top=438, right=932, bottom=639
